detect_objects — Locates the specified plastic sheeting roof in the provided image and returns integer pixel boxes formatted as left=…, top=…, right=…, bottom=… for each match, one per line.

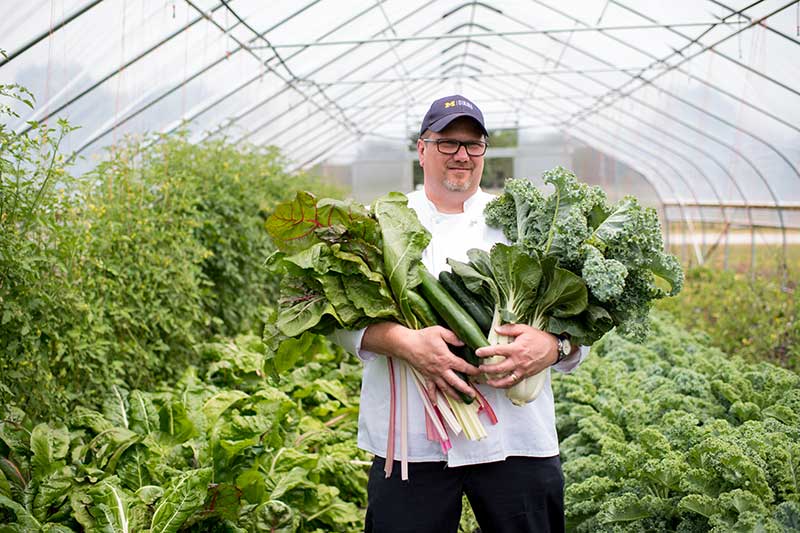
left=3, top=1, right=800, bottom=221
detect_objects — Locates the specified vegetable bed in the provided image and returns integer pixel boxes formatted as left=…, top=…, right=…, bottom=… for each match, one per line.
left=0, top=335, right=370, bottom=532
left=555, top=311, right=800, bottom=532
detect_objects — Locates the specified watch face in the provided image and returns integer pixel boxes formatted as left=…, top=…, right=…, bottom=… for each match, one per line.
left=562, top=337, right=572, bottom=355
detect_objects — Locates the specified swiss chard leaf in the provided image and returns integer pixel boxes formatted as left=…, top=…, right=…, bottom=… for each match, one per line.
left=0, top=493, right=42, bottom=530
left=30, top=424, right=70, bottom=478
left=372, top=193, right=431, bottom=329
left=266, top=192, right=372, bottom=255
left=128, top=391, right=159, bottom=437
left=274, top=264, right=337, bottom=338
left=148, top=468, right=212, bottom=533
left=72, top=477, right=135, bottom=533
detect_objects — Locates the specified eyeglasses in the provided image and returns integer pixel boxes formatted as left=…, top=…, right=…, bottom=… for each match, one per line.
left=421, top=138, right=488, bottom=157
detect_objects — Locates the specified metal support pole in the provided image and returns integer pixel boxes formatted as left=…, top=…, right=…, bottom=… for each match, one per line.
left=0, top=0, right=104, bottom=68
left=17, top=1, right=230, bottom=136
left=67, top=0, right=329, bottom=158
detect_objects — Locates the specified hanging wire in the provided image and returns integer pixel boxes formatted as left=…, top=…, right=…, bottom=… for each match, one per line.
left=113, top=2, right=128, bottom=152
left=44, top=0, right=56, bottom=133
left=182, top=4, right=191, bottom=117
left=738, top=13, right=744, bottom=59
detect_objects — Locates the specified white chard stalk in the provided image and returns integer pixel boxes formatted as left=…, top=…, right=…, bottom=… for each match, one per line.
left=444, top=394, right=486, bottom=440
left=409, top=366, right=487, bottom=441
left=485, top=308, right=548, bottom=406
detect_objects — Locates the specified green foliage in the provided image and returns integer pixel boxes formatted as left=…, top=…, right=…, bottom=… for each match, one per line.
left=146, top=134, right=343, bottom=335
left=484, top=168, right=683, bottom=344
left=264, top=190, right=430, bottom=343
left=0, top=84, right=85, bottom=419
left=0, top=84, right=342, bottom=419
left=0, top=335, right=369, bottom=532
left=554, top=312, right=800, bottom=532
left=657, top=266, right=799, bottom=372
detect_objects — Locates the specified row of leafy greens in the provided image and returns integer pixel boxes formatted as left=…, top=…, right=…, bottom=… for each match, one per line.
left=555, top=311, right=800, bottom=532
left=0, top=334, right=369, bottom=532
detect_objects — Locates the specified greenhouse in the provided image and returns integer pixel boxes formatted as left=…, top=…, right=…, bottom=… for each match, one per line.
left=1, top=1, right=799, bottom=531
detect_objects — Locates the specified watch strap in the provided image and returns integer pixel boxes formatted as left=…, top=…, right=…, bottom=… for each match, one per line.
left=554, top=334, right=569, bottom=364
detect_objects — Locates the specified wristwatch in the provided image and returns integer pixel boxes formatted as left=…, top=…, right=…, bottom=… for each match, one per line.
left=554, top=334, right=572, bottom=365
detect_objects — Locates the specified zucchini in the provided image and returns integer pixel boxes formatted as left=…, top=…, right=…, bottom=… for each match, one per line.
left=451, top=344, right=480, bottom=368
left=418, top=270, right=489, bottom=351
left=407, top=289, right=438, bottom=328
left=410, top=286, right=475, bottom=404
left=439, top=271, right=493, bottom=334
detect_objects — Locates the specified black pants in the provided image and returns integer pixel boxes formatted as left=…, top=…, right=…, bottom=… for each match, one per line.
left=364, top=455, right=565, bottom=533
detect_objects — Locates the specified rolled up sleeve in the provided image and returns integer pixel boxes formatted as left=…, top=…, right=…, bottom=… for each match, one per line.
left=552, top=345, right=590, bottom=373
left=328, top=328, right=379, bottom=362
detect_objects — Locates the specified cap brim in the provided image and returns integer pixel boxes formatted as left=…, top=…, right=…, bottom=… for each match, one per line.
left=428, top=113, right=488, bottom=136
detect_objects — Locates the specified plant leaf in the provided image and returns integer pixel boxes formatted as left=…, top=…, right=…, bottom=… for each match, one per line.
left=372, top=193, right=431, bottom=329
left=30, top=423, right=70, bottom=477
left=536, top=260, right=588, bottom=319
left=128, top=391, right=158, bottom=436
left=0, top=494, right=42, bottom=530
left=149, top=468, right=212, bottom=533
left=489, top=243, right=542, bottom=321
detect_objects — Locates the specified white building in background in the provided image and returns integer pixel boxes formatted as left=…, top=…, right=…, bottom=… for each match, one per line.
left=312, top=132, right=659, bottom=208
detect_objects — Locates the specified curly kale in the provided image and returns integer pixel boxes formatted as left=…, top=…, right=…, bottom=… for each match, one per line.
left=483, top=166, right=683, bottom=344
left=581, top=244, right=627, bottom=302
left=484, top=176, right=546, bottom=246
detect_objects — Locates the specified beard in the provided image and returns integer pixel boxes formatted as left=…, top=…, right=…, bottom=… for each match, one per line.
left=443, top=166, right=475, bottom=192
left=443, top=177, right=474, bottom=192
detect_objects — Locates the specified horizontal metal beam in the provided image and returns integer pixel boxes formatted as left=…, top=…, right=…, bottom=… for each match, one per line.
left=250, top=21, right=741, bottom=49
left=0, top=0, right=103, bottom=68
left=663, top=201, right=800, bottom=210
left=314, top=66, right=665, bottom=85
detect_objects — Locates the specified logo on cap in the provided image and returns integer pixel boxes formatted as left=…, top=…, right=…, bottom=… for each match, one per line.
left=420, top=94, right=487, bottom=137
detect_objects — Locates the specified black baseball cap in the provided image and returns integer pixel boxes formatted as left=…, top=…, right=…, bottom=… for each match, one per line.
left=419, top=95, right=488, bottom=137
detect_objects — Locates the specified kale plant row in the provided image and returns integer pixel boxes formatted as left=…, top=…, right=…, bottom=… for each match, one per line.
left=555, top=312, right=800, bottom=532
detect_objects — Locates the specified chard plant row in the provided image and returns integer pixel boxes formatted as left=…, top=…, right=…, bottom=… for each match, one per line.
left=0, top=335, right=370, bottom=532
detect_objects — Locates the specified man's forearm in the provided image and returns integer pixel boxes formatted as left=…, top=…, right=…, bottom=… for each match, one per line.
left=361, top=322, right=413, bottom=360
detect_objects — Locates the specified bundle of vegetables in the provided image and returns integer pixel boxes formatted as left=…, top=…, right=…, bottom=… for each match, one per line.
left=263, top=191, right=496, bottom=479
left=440, top=167, right=684, bottom=405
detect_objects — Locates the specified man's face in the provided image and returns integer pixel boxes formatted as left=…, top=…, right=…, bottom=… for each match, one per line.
left=417, top=117, right=485, bottom=195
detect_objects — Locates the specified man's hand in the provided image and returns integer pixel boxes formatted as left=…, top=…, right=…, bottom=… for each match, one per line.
left=474, top=323, right=558, bottom=389
left=362, top=322, right=480, bottom=403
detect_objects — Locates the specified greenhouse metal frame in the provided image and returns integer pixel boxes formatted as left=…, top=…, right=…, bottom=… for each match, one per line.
left=2, top=0, right=799, bottom=276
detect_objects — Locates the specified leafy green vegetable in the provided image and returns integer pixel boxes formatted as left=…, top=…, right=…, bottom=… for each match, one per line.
left=554, top=312, right=800, bottom=532
left=483, top=167, right=683, bottom=344
left=447, top=244, right=587, bottom=404
left=372, top=192, right=432, bottom=330
left=265, top=190, right=434, bottom=339
left=0, top=335, right=369, bottom=532
left=265, top=190, right=492, bottom=450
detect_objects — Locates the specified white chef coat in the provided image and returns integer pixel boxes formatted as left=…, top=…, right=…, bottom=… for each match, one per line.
left=331, top=188, right=587, bottom=467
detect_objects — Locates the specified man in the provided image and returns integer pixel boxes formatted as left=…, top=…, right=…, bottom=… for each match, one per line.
left=334, top=95, right=585, bottom=533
